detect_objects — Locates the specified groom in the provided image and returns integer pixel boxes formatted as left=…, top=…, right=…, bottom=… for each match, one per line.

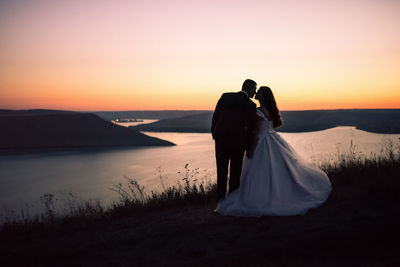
left=211, top=79, right=257, bottom=199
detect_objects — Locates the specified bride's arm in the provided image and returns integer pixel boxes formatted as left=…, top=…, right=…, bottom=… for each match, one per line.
left=246, top=116, right=262, bottom=158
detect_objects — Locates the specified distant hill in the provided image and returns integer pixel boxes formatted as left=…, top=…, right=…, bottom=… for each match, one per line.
left=132, top=112, right=213, bottom=132
left=93, top=110, right=209, bottom=121
left=0, top=110, right=174, bottom=152
left=279, top=109, right=400, bottom=133
left=132, top=109, right=400, bottom=134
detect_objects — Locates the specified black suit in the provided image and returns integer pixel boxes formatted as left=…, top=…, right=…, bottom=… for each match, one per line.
left=211, top=91, right=257, bottom=199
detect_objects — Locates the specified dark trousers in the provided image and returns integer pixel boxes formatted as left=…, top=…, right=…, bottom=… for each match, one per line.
left=215, top=140, right=245, bottom=199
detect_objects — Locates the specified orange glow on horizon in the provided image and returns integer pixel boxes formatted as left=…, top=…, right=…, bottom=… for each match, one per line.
left=1, top=84, right=399, bottom=111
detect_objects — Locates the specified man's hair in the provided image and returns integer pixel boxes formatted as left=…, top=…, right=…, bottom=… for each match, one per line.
left=242, top=79, right=257, bottom=91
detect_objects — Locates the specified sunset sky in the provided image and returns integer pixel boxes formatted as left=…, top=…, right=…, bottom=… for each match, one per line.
left=0, top=0, right=399, bottom=111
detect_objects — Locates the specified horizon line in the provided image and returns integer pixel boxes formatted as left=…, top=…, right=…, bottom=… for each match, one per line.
left=2, top=107, right=400, bottom=112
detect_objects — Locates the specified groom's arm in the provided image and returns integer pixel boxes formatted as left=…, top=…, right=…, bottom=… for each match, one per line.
left=246, top=103, right=257, bottom=143
left=246, top=114, right=261, bottom=158
left=211, top=95, right=224, bottom=139
left=245, top=104, right=258, bottom=156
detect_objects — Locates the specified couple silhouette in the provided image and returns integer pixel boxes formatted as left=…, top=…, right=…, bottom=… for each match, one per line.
left=211, top=79, right=332, bottom=216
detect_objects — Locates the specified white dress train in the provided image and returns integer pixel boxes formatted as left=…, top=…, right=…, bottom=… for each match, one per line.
left=215, top=109, right=332, bottom=217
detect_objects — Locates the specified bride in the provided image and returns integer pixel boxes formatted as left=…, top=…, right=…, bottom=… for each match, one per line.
left=215, top=86, right=332, bottom=216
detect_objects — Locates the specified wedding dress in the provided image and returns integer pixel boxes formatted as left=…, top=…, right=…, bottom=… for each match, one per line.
left=215, top=109, right=332, bottom=216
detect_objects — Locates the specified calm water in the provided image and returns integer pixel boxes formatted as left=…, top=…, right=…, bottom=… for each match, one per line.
left=0, top=127, right=399, bottom=219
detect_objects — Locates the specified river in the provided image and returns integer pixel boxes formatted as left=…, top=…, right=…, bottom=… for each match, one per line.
left=0, top=126, right=399, bottom=220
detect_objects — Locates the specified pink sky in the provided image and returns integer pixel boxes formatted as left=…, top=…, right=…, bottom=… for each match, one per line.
left=1, top=0, right=399, bottom=110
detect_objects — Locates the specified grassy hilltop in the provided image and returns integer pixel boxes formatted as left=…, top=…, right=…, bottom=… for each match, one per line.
left=1, top=149, right=400, bottom=266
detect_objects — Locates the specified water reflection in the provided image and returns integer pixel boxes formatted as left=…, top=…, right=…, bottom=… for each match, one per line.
left=0, top=127, right=399, bottom=218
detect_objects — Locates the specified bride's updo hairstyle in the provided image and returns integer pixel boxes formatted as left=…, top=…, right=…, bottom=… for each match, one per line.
left=259, top=86, right=283, bottom=129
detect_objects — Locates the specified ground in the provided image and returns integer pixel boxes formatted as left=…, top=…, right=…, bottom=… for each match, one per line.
left=2, top=188, right=400, bottom=267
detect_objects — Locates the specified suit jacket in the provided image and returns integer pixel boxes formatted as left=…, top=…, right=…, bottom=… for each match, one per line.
left=211, top=91, right=257, bottom=150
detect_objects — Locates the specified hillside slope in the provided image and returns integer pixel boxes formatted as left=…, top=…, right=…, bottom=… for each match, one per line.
left=93, top=110, right=209, bottom=121
left=0, top=110, right=174, bottom=151
left=132, top=109, right=400, bottom=134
